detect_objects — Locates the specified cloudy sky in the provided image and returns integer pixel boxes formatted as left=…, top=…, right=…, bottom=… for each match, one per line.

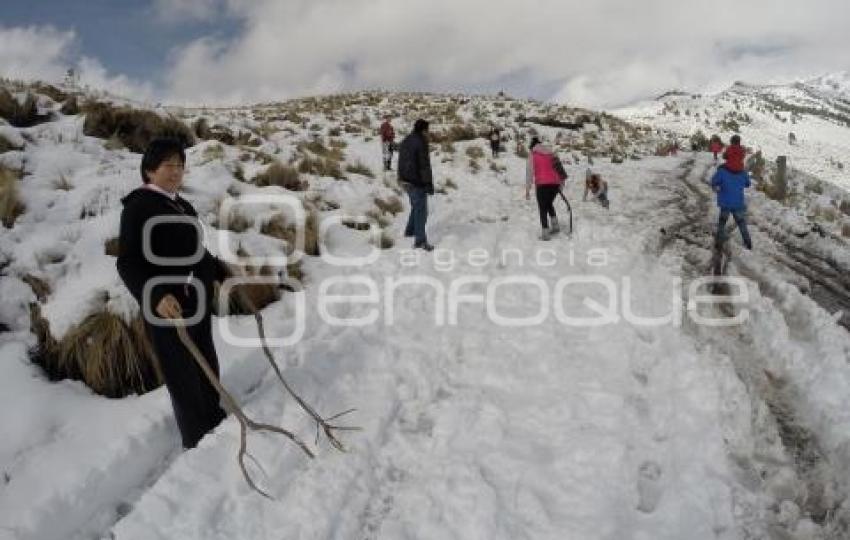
left=2, top=0, right=849, bottom=108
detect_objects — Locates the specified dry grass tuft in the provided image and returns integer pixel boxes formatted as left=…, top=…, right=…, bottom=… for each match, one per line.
left=297, top=155, right=345, bottom=180
left=253, top=162, right=307, bottom=191
left=346, top=161, right=375, bottom=178
left=465, top=145, right=485, bottom=160
left=0, top=89, right=52, bottom=127
left=374, top=196, right=403, bottom=215
left=0, top=165, right=25, bottom=228
left=82, top=101, right=195, bottom=153
left=260, top=209, right=321, bottom=257
left=216, top=263, right=281, bottom=316
left=22, top=274, right=51, bottom=302
left=28, top=303, right=163, bottom=398
left=0, top=133, right=22, bottom=153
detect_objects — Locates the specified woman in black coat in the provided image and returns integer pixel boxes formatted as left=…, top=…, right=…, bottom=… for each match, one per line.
left=117, top=138, right=228, bottom=448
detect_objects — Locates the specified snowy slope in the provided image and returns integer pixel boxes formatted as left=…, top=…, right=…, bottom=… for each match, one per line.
left=614, top=74, right=850, bottom=193
left=111, top=155, right=850, bottom=540
left=1, top=84, right=850, bottom=539
left=806, top=72, right=850, bottom=99
left=113, top=157, right=744, bottom=540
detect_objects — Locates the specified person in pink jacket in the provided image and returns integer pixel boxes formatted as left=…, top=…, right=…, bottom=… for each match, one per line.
left=525, top=137, right=567, bottom=240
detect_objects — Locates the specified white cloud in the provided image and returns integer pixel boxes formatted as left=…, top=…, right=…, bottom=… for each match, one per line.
left=5, top=2, right=850, bottom=108
left=76, top=57, right=155, bottom=103
left=0, top=25, right=154, bottom=102
left=0, top=26, right=76, bottom=82
left=161, top=0, right=850, bottom=107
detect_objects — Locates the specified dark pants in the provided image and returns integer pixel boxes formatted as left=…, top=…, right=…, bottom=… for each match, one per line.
left=404, top=185, right=429, bottom=245
left=147, top=310, right=226, bottom=449
left=536, top=185, right=559, bottom=229
left=716, top=208, right=752, bottom=249
left=491, top=141, right=499, bottom=157
left=382, top=142, right=394, bottom=170
left=595, top=188, right=610, bottom=209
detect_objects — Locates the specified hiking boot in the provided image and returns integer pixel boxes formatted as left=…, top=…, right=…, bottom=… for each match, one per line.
left=414, top=241, right=434, bottom=252
left=550, top=217, right=560, bottom=234
left=540, top=228, right=551, bottom=241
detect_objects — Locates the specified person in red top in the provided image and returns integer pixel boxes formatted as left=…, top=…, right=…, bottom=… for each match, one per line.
left=379, top=116, right=395, bottom=171
left=709, top=136, right=724, bottom=161
left=722, top=134, right=745, bottom=173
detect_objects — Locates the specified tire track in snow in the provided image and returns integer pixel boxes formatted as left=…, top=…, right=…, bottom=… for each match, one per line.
left=650, top=155, right=849, bottom=538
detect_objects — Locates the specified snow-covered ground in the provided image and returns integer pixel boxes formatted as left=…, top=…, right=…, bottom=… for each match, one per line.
left=615, top=73, right=850, bottom=194
left=2, top=86, right=850, bottom=540
left=103, top=155, right=850, bottom=540
left=806, top=72, right=850, bottom=100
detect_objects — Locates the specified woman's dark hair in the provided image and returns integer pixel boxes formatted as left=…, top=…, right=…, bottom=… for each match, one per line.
left=140, top=138, right=186, bottom=184
left=730, top=134, right=741, bottom=145
left=529, top=136, right=541, bottom=150
left=413, top=118, right=429, bottom=133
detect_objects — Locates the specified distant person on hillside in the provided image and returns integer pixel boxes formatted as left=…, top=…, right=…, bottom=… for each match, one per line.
left=488, top=127, right=501, bottom=158
left=722, top=134, right=745, bottom=173
left=379, top=115, right=396, bottom=171
left=709, top=136, right=724, bottom=161
left=526, top=137, right=568, bottom=240
left=711, top=163, right=753, bottom=250
left=398, top=119, right=435, bottom=251
left=584, top=173, right=610, bottom=209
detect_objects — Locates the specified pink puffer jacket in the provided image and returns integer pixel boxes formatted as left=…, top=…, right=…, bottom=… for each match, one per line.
left=526, top=145, right=562, bottom=186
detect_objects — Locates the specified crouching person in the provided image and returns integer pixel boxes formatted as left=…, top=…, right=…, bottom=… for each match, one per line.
left=117, top=138, right=228, bottom=448
left=584, top=173, right=610, bottom=209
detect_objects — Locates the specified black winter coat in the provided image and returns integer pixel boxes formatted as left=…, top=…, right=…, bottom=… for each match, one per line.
left=397, top=132, right=433, bottom=194
left=116, top=188, right=226, bottom=318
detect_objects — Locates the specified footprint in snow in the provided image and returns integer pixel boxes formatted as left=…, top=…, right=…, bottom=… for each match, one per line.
left=636, top=460, right=663, bottom=514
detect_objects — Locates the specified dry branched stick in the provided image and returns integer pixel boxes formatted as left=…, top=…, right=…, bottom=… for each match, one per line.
left=232, top=286, right=361, bottom=451
left=175, top=321, right=314, bottom=499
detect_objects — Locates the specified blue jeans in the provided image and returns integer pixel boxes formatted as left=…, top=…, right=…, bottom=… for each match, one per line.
left=717, top=208, right=752, bottom=249
left=404, top=185, right=428, bottom=245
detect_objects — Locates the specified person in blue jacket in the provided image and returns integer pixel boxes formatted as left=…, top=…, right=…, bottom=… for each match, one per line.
left=711, top=165, right=753, bottom=249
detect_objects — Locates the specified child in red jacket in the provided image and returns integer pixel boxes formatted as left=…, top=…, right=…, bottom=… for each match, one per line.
left=723, top=135, right=745, bottom=173
left=709, top=137, right=723, bottom=161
